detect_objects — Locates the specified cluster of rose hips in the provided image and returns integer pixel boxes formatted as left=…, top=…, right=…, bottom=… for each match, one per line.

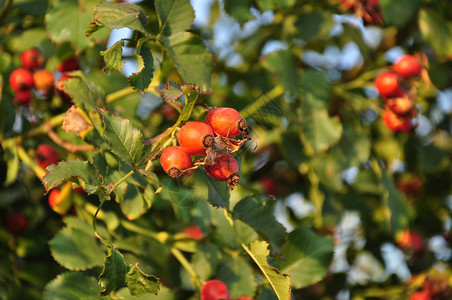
left=8, top=48, right=79, bottom=105
left=160, top=107, right=248, bottom=190
left=201, top=279, right=253, bottom=300
left=374, top=54, right=424, bottom=132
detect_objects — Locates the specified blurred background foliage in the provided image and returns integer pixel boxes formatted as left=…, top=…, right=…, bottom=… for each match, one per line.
left=1, top=0, right=452, bottom=299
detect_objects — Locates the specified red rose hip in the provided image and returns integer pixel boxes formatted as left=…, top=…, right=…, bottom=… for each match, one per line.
left=9, top=68, right=34, bottom=91
left=382, top=108, right=413, bottom=132
left=393, top=55, right=422, bottom=78
left=36, top=144, right=59, bottom=169
left=205, top=107, right=247, bottom=138
left=20, top=48, right=45, bottom=70
left=374, top=71, right=400, bottom=98
left=160, top=146, right=193, bottom=178
left=182, top=225, right=203, bottom=240
left=204, top=151, right=239, bottom=189
left=178, top=121, right=215, bottom=156
left=14, top=89, right=32, bottom=106
left=200, top=280, right=230, bottom=300
left=410, top=291, right=431, bottom=300
left=57, top=57, right=80, bottom=73
left=33, top=69, right=54, bottom=93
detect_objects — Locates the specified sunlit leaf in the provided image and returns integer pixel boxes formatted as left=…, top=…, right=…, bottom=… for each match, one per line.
left=43, top=272, right=102, bottom=300
left=86, top=2, right=148, bottom=36
left=46, top=0, right=109, bottom=51
left=98, top=247, right=129, bottom=296
left=155, top=0, right=194, bottom=36
left=49, top=227, right=105, bottom=270
left=164, top=32, right=212, bottom=90
left=101, top=39, right=125, bottom=72
left=99, top=108, right=144, bottom=167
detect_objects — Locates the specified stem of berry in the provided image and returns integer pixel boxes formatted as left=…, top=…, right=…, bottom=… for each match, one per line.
left=170, top=248, right=204, bottom=290
left=16, top=144, right=46, bottom=179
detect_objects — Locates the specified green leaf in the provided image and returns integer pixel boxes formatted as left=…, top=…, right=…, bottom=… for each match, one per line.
left=99, top=108, right=144, bottom=167
left=46, top=0, right=109, bottom=51
left=49, top=227, right=105, bottom=270
left=86, top=2, right=148, bottom=36
left=246, top=240, right=291, bottom=300
left=126, top=264, right=160, bottom=297
left=278, top=227, right=334, bottom=289
left=98, top=247, right=129, bottom=296
left=300, top=70, right=330, bottom=110
left=382, top=172, right=413, bottom=234
left=234, top=196, right=286, bottom=252
left=2, top=139, right=19, bottom=187
left=101, top=39, right=125, bottom=72
left=380, top=0, right=420, bottom=28
left=224, top=0, right=252, bottom=24
left=206, top=174, right=230, bottom=209
left=155, top=0, right=194, bottom=36
left=42, top=160, right=102, bottom=193
left=164, top=32, right=212, bottom=90
left=418, top=9, right=452, bottom=60
left=263, top=50, right=299, bottom=96
left=294, top=11, right=334, bottom=41
left=275, top=0, right=295, bottom=8
left=161, top=81, right=183, bottom=102
left=128, top=38, right=154, bottom=92
left=43, top=272, right=102, bottom=300
left=192, top=244, right=220, bottom=280
left=219, top=256, right=257, bottom=299
left=301, top=109, right=342, bottom=154
left=120, top=183, right=152, bottom=220
left=8, top=28, right=48, bottom=52
left=57, top=73, right=102, bottom=111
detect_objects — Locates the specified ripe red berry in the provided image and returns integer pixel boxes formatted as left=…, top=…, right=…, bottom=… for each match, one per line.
left=182, top=225, right=203, bottom=240
left=393, top=55, right=422, bottom=78
left=410, top=291, right=431, bottom=300
left=160, top=146, right=193, bottom=178
left=57, top=57, right=80, bottom=73
left=384, top=91, right=415, bottom=116
left=205, top=107, right=247, bottom=138
left=178, top=121, right=215, bottom=156
left=48, top=188, right=61, bottom=208
left=55, top=74, right=71, bottom=100
left=236, top=298, right=254, bottom=300
left=204, top=151, right=239, bottom=189
left=7, top=212, right=28, bottom=235
left=382, top=108, right=413, bottom=132
left=20, top=48, right=45, bottom=70
left=14, top=89, right=32, bottom=106
left=33, top=69, right=54, bottom=93
left=36, top=144, right=59, bottom=169
left=200, top=280, right=230, bottom=300
left=374, top=71, right=400, bottom=98
left=9, top=68, right=34, bottom=91
left=396, top=230, right=424, bottom=252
